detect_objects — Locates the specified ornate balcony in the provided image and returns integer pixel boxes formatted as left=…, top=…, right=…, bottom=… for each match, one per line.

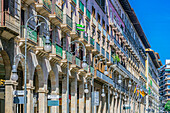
left=95, top=70, right=115, bottom=86
left=49, top=44, right=63, bottom=63
left=19, top=25, right=37, bottom=49
left=35, top=35, right=48, bottom=57
left=79, top=32, right=88, bottom=44
left=35, top=0, right=52, bottom=17
left=61, top=14, right=73, bottom=33
left=92, top=42, right=100, bottom=55
left=49, top=5, right=63, bottom=25
left=22, top=0, right=35, bottom=5
left=86, top=37, right=94, bottom=50
left=0, top=11, right=19, bottom=40
left=70, top=56, right=81, bottom=72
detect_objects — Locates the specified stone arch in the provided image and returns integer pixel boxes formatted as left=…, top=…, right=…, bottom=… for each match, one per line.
left=0, top=50, right=11, bottom=80
left=15, top=57, right=30, bottom=83
left=47, top=70, right=57, bottom=92
left=34, top=65, right=45, bottom=88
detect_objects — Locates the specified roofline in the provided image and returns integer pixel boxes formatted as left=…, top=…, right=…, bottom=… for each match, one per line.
left=145, top=48, right=162, bottom=68
left=119, top=0, right=151, bottom=48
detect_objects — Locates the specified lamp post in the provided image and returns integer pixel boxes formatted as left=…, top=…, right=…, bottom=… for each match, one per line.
left=118, top=75, right=122, bottom=113
left=11, top=15, right=51, bottom=113
left=67, top=40, right=87, bottom=113
left=91, top=54, right=108, bottom=113
left=128, top=80, right=132, bottom=113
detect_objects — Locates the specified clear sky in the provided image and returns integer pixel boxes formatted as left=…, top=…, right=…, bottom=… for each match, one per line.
left=128, top=0, right=170, bottom=65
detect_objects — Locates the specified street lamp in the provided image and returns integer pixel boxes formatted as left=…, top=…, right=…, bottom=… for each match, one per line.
left=115, top=92, right=118, bottom=99
left=104, top=65, right=109, bottom=75
left=11, top=15, right=51, bottom=113
left=84, top=83, right=89, bottom=94
left=101, top=85, right=105, bottom=97
left=128, top=80, right=132, bottom=88
left=118, top=75, right=122, bottom=84
left=82, top=56, right=87, bottom=68
left=44, top=36, right=51, bottom=52
left=11, top=64, right=18, bottom=81
left=91, top=54, right=108, bottom=113
left=67, top=40, right=87, bottom=113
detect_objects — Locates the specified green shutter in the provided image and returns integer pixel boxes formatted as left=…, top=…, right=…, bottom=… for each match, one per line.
left=79, top=1, right=84, bottom=12
left=150, top=80, right=152, bottom=86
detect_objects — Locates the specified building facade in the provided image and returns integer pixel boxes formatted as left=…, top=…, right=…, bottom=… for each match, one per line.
left=159, top=60, right=170, bottom=112
left=0, top=0, right=161, bottom=113
left=145, top=49, right=162, bottom=113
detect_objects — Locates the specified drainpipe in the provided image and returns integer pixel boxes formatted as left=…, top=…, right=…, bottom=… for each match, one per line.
left=146, top=53, right=149, bottom=113
left=1, top=0, right=3, bottom=25
left=108, top=85, right=110, bottom=113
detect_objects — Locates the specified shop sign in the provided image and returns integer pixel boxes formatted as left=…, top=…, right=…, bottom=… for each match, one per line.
left=76, top=24, right=85, bottom=31
left=48, top=100, right=59, bottom=106
left=93, top=91, right=99, bottom=106
left=48, top=95, right=60, bottom=99
left=13, top=97, right=25, bottom=104
left=123, top=104, right=131, bottom=109
left=13, top=90, right=26, bottom=96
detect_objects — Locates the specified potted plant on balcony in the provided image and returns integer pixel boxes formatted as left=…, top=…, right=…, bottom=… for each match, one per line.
left=164, top=101, right=170, bottom=112
left=113, top=54, right=120, bottom=64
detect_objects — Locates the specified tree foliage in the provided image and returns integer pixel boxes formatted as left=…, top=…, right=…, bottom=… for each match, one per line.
left=165, top=101, right=170, bottom=112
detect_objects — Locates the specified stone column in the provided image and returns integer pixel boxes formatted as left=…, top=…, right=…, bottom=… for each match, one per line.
left=62, top=76, right=68, bottom=113
left=86, top=82, right=91, bottom=113
left=110, top=93, right=114, bottom=113
left=5, top=80, right=16, bottom=113
left=79, top=80, right=84, bottom=113
left=71, top=73, right=77, bottom=113
left=26, top=84, right=34, bottom=113
left=50, top=92, right=58, bottom=113
left=102, top=89, right=106, bottom=113
left=38, top=88, right=47, bottom=113
left=98, top=90, right=102, bottom=113
left=114, top=96, right=118, bottom=113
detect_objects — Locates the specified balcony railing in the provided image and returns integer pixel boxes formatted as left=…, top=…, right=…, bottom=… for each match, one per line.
left=66, top=15, right=73, bottom=28
left=106, top=52, right=109, bottom=60
left=111, top=56, right=114, bottom=63
left=66, top=52, right=73, bottom=62
left=20, top=25, right=37, bottom=43
left=98, top=23, right=102, bottom=31
left=55, top=5, right=63, bottom=20
left=92, top=18, right=97, bottom=26
left=90, top=66, right=94, bottom=75
left=113, top=62, right=140, bottom=85
left=86, top=9, right=91, bottom=19
left=43, top=0, right=52, bottom=10
left=0, top=11, right=20, bottom=38
left=75, top=57, right=81, bottom=67
left=56, top=45, right=63, bottom=57
left=114, top=38, right=121, bottom=49
left=90, top=37, right=95, bottom=46
left=101, top=48, right=105, bottom=56
left=122, top=31, right=128, bottom=42
left=107, top=34, right=110, bottom=41
left=83, top=32, right=88, bottom=41
left=84, top=64, right=89, bottom=72
left=96, top=43, right=100, bottom=52
left=103, top=29, right=106, bottom=37
left=79, top=1, right=84, bottom=13
left=96, top=70, right=115, bottom=86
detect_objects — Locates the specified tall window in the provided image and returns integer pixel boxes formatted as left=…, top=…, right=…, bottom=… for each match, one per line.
left=97, top=13, right=100, bottom=23
left=102, top=19, right=105, bottom=29
left=92, top=6, right=95, bottom=18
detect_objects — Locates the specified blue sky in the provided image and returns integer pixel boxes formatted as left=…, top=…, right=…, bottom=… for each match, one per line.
left=128, top=0, right=170, bottom=65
